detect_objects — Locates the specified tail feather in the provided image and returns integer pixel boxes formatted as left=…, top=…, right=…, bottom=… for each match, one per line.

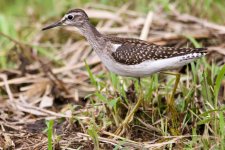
left=181, top=51, right=207, bottom=61
left=193, top=47, right=208, bottom=53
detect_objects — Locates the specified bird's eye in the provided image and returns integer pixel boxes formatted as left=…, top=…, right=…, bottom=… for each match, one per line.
left=67, top=15, right=74, bottom=20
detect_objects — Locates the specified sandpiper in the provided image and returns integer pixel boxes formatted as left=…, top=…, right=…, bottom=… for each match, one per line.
left=42, top=9, right=207, bottom=135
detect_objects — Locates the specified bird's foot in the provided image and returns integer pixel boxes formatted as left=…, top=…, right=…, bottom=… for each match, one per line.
left=114, top=123, right=127, bottom=136
left=114, top=108, right=134, bottom=136
left=114, top=92, right=143, bottom=136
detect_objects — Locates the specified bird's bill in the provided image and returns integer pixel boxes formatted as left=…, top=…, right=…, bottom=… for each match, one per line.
left=42, top=20, right=62, bottom=30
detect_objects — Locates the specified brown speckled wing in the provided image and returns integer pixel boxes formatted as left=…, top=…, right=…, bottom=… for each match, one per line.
left=107, top=36, right=207, bottom=65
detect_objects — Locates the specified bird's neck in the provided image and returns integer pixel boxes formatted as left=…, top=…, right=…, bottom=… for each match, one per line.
left=78, top=22, right=105, bottom=52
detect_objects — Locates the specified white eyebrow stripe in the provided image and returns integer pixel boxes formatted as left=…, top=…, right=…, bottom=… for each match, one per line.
left=66, top=12, right=82, bottom=16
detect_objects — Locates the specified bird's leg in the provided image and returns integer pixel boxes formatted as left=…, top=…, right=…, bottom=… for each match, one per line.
left=125, top=77, right=143, bottom=122
left=161, top=71, right=180, bottom=135
left=137, top=77, right=141, bottom=85
left=114, top=77, right=143, bottom=136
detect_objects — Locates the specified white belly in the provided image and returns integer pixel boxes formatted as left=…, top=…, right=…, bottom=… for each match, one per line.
left=99, top=53, right=198, bottom=77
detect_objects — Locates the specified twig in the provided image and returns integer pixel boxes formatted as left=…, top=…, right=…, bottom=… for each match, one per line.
left=37, top=59, right=70, bottom=95
left=208, top=46, right=225, bottom=55
left=148, top=32, right=211, bottom=43
left=0, top=74, right=16, bottom=109
left=77, top=132, right=144, bottom=149
left=0, top=57, right=100, bottom=87
left=0, top=31, right=25, bottom=47
left=136, top=117, right=162, bottom=134
left=140, top=11, right=153, bottom=40
left=175, top=13, right=225, bottom=33
left=144, top=136, right=184, bottom=148
left=15, top=100, right=71, bottom=118
left=103, top=3, right=131, bottom=28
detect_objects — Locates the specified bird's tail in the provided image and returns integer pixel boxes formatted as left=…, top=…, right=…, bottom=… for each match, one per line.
left=194, top=47, right=208, bottom=53
left=181, top=47, right=208, bottom=61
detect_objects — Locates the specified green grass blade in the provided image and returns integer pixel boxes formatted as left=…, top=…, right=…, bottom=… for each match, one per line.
left=46, top=120, right=54, bottom=150
left=219, top=111, right=225, bottom=149
left=214, top=65, right=225, bottom=108
left=185, top=35, right=201, bottom=48
left=85, top=60, right=97, bottom=86
left=87, top=126, right=99, bottom=150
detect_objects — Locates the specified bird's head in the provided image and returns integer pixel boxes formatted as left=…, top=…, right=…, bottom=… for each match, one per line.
left=42, top=9, right=89, bottom=30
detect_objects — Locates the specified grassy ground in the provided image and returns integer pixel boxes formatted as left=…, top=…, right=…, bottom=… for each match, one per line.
left=0, top=0, right=225, bottom=149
